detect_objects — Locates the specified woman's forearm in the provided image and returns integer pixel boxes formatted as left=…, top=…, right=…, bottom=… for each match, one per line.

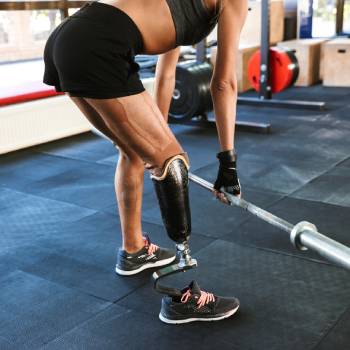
left=153, top=47, right=180, bottom=120
left=210, top=81, right=237, bottom=151
left=154, top=74, right=237, bottom=152
left=154, top=76, right=176, bottom=122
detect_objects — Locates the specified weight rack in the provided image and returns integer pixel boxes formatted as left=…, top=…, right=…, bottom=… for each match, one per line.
left=183, top=0, right=327, bottom=135
left=237, top=0, right=326, bottom=111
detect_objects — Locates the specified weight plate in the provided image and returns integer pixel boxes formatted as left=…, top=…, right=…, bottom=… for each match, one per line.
left=247, top=47, right=299, bottom=93
left=169, top=61, right=213, bottom=120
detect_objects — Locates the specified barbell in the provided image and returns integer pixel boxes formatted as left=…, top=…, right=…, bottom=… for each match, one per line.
left=189, top=173, right=350, bottom=271
left=153, top=173, right=350, bottom=296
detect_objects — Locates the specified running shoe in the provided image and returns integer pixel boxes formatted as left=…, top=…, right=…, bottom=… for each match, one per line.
left=159, top=280, right=240, bottom=324
left=115, top=235, right=176, bottom=276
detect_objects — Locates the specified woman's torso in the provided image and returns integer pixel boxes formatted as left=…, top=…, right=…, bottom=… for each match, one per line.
left=100, top=0, right=219, bottom=55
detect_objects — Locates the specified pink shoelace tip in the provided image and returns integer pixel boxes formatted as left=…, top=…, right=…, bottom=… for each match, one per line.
left=181, top=289, right=215, bottom=308
left=143, top=236, right=159, bottom=255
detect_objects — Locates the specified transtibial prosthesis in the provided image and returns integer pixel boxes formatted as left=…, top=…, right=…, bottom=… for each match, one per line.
left=151, top=154, right=197, bottom=296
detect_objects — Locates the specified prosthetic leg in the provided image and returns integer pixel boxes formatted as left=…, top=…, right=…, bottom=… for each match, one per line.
left=151, top=154, right=197, bottom=296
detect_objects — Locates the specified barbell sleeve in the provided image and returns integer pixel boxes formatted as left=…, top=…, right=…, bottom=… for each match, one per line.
left=297, top=229, right=350, bottom=271
left=188, top=173, right=350, bottom=272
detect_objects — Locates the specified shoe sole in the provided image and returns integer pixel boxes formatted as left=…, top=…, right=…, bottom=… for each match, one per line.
left=115, top=255, right=176, bottom=276
left=158, top=304, right=240, bottom=324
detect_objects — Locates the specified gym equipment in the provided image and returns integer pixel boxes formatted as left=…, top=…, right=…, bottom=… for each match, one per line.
left=150, top=155, right=191, bottom=244
left=153, top=173, right=350, bottom=296
left=169, top=61, right=213, bottom=121
left=169, top=0, right=327, bottom=134
left=169, top=60, right=271, bottom=133
left=238, top=0, right=326, bottom=110
left=151, top=155, right=197, bottom=295
left=153, top=240, right=198, bottom=296
left=151, top=154, right=197, bottom=297
left=248, top=47, right=299, bottom=93
left=214, top=149, right=241, bottom=195
left=189, top=173, right=350, bottom=271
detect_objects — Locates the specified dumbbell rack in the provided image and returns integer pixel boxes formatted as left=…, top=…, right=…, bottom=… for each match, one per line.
left=237, top=0, right=326, bottom=110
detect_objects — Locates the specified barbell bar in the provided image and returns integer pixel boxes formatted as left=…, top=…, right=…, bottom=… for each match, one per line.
left=189, top=173, right=350, bottom=272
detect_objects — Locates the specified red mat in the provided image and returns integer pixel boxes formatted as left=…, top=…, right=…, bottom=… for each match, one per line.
left=0, top=81, right=63, bottom=107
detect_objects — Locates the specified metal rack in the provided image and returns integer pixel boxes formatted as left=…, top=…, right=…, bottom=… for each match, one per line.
left=237, top=0, right=326, bottom=111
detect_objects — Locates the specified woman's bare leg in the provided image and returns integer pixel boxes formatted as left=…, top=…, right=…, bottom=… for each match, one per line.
left=70, top=96, right=148, bottom=252
left=85, top=91, right=184, bottom=170
left=70, top=96, right=119, bottom=143
left=70, top=92, right=185, bottom=253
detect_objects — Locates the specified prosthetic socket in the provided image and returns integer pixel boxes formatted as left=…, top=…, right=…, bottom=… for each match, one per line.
left=151, top=154, right=196, bottom=296
left=150, top=154, right=191, bottom=244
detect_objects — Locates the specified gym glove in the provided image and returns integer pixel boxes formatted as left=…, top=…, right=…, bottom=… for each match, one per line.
left=214, top=149, right=241, bottom=196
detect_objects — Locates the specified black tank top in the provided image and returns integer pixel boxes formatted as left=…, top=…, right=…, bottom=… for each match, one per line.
left=166, top=0, right=220, bottom=46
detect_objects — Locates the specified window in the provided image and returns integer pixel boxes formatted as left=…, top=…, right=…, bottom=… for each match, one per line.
left=0, top=9, right=61, bottom=63
left=0, top=1, right=84, bottom=63
left=312, top=0, right=337, bottom=37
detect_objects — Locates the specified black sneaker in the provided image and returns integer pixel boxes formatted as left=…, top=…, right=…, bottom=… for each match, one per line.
left=115, top=235, right=176, bottom=276
left=159, top=280, right=240, bottom=324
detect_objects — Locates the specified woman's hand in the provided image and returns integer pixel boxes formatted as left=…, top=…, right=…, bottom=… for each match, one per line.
left=213, top=149, right=241, bottom=204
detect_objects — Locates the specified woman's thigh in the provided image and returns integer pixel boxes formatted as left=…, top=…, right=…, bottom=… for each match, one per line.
left=69, top=95, right=148, bottom=162
left=70, top=96, right=118, bottom=143
left=85, top=91, right=184, bottom=168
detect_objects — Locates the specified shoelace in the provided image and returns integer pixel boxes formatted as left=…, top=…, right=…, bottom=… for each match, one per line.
left=143, top=236, right=159, bottom=255
left=181, top=289, right=215, bottom=308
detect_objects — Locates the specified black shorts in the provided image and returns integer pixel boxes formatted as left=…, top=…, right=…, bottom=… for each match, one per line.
left=43, top=1, right=145, bottom=99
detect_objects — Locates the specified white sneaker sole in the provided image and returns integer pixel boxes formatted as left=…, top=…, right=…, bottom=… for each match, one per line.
left=159, top=304, right=240, bottom=324
left=115, top=255, right=176, bottom=276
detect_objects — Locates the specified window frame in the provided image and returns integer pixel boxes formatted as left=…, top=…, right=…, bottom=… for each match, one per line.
left=0, top=1, right=87, bottom=18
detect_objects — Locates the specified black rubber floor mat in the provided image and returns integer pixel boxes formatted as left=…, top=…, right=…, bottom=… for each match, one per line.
left=1, top=242, right=151, bottom=303
left=34, top=212, right=214, bottom=269
left=0, top=193, right=95, bottom=250
left=338, top=157, right=350, bottom=168
left=22, top=249, right=143, bottom=302
left=25, top=163, right=116, bottom=210
left=240, top=123, right=350, bottom=165
left=34, top=131, right=117, bottom=163
left=0, top=208, right=212, bottom=301
left=193, top=157, right=328, bottom=196
left=0, top=151, right=85, bottom=190
left=0, top=187, right=30, bottom=210
left=314, top=306, right=350, bottom=350
left=41, top=305, right=236, bottom=350
left=222, top=196, right=350, bottom=265
left=117, top=240, right=350, bottom=350
left=0, top=336, right=13, bottom=350
left=293, top=166, right=350, bottom=208
left=0, top=271, right=110, bottom=349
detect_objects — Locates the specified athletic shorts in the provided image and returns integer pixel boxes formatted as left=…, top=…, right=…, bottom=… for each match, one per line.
left=43, top=1, right=145, bottom=99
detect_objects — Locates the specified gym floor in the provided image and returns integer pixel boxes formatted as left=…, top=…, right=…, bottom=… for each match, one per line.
left=1, top=85, right=350, bottom=349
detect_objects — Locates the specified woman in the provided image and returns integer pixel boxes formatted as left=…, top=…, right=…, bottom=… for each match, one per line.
left=43, top=0, right=247, bottom=324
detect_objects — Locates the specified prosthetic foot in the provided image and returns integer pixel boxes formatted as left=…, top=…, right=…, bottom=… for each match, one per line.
left=151, top=154, right=197, bottom=296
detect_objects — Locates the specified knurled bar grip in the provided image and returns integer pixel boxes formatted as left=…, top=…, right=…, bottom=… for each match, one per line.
left=189, top=173, right=350, bottom=271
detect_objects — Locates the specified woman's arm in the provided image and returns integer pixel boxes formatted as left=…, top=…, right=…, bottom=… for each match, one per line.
left=210, top=0, right=248, bottom=151
left=153, top=47, right=181, bottom=122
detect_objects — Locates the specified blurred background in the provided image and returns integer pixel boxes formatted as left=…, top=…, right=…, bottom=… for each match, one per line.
left=0, top=0, right=348, bottom=64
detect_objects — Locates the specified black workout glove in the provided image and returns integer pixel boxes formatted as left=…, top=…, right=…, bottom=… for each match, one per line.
left=214, top=149, right=241, bottom=197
